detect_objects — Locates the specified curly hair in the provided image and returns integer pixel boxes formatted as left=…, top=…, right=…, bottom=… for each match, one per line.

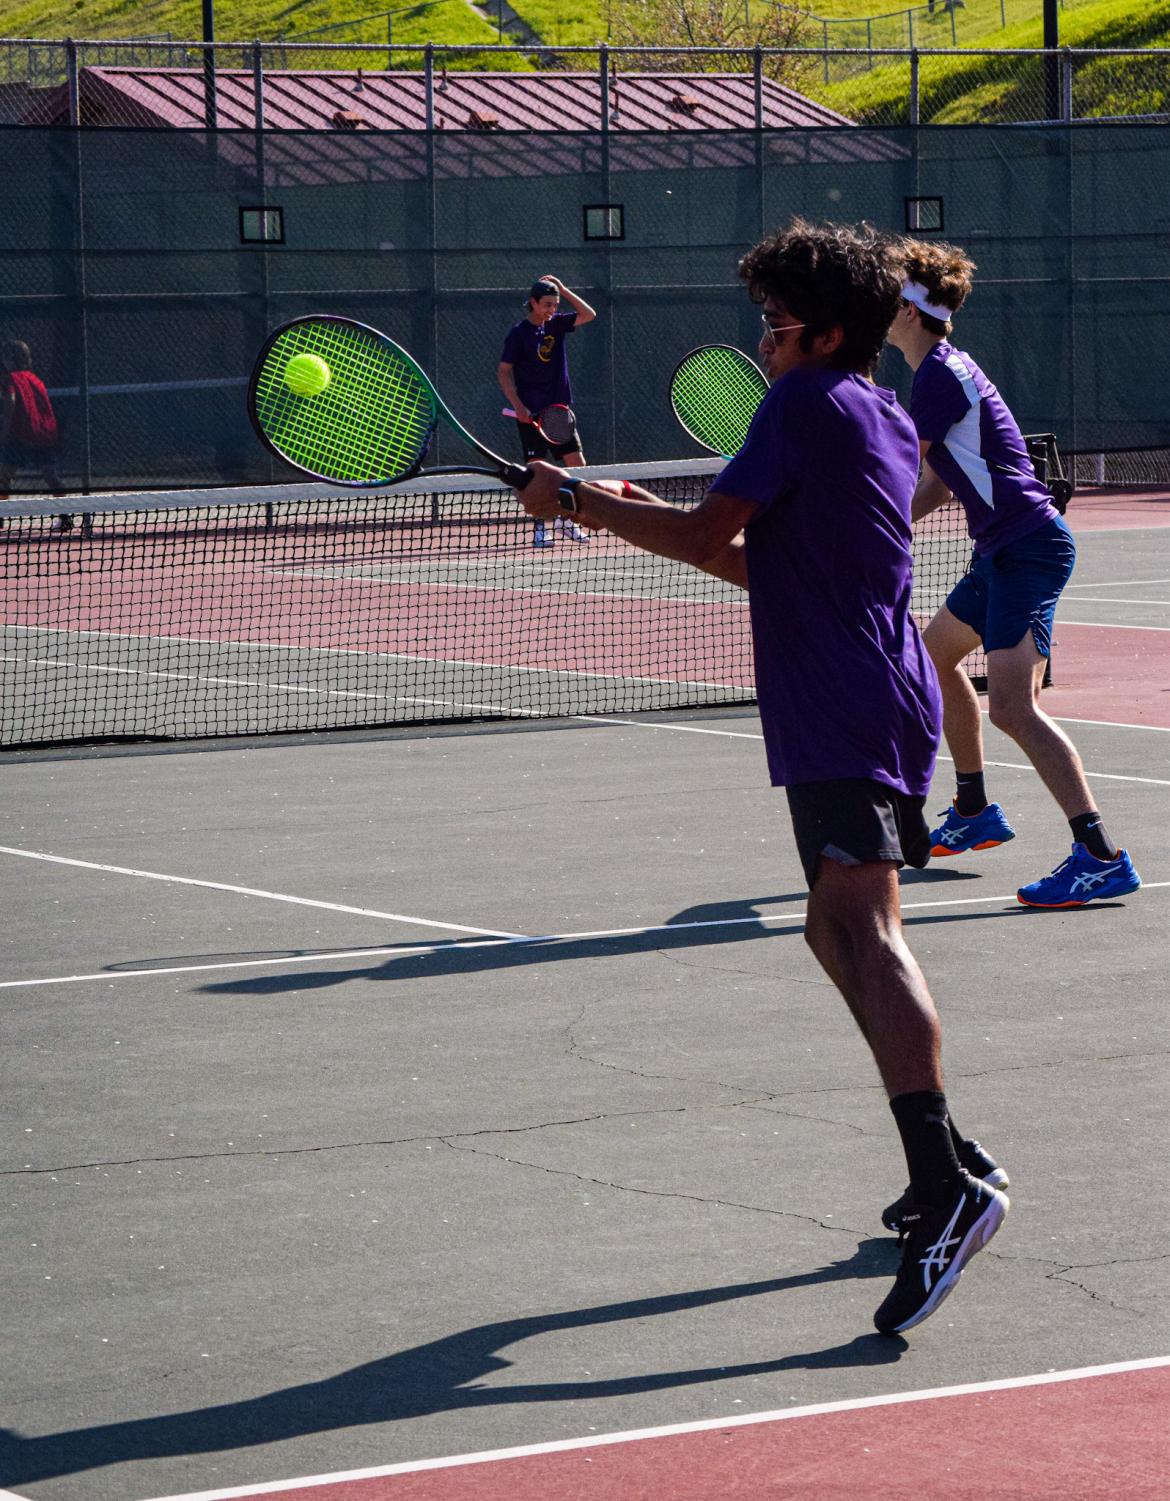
left=1, top=339, right=31, bottom=372
left=737, top=219, right=903, bottom=374
left=894, top=237, right=977, bottom=335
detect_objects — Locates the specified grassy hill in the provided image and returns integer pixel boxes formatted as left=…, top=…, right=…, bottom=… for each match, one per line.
left=814, top=0, right=1170, bottom=122
left=1, top=0, right=1165, bottom=113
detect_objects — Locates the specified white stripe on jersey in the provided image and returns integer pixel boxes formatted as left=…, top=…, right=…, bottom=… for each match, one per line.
left=941, top=351, right=995, bottom=508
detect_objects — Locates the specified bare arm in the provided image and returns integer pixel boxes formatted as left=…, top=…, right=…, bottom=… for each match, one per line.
left=541, top=274, right=597, bottom=328
left=519, top=464, right=752, bottom=589
left=912, top=443, right=954, bottom=521
left=496, top=362, right=530, bottom=423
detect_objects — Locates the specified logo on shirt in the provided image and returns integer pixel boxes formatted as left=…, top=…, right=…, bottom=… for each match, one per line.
left=537, top=334, right=556, bottom=363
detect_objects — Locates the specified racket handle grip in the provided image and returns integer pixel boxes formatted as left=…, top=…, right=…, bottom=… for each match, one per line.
left=503, top=462, right=532, bottom=488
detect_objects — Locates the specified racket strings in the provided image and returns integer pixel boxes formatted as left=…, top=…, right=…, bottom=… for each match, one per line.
left=254, top=321, right=436, bottom=484
left=671, top=347, right=768, bottom=456
left=538, top=405, right=575, bottom=445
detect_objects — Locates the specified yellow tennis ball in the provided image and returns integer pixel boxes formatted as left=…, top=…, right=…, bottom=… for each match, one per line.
left=284, top=352, right=331, bottom=397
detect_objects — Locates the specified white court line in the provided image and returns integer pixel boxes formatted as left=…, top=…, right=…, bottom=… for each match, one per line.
left=2, top=883, right=1167, bottom=992
left=0, top=847, right=523, bottom=940
left=936, top=754, right=1170, bottom=787
left=1055, top=619, right=1170, bottom=632
left=1, top=629, right=750, bottom=695
left=1050, top=714, right=1170, bottom=733
left=580, top=715, right=1170, bottom=782
left=1064, top=577, right=1170, bottom=588
left=130, top=1356, right=1170, bottom=1501
left=1058, top=597, right=1170, bottom=605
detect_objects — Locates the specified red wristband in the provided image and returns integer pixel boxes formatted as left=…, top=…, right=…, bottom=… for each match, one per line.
left=620, top=479, right=634, bottom=497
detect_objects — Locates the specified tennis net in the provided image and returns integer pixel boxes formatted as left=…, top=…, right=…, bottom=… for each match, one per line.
left=1, top=459, right=982, bottom=750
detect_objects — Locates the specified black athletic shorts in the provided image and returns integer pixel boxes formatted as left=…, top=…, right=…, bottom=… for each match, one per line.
left=515, top=420, right=580, bottom=464
left=785, top=777, right=932, bottom=889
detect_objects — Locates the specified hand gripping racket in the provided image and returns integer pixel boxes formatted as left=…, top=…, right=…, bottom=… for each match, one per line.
left=248, top=314, right=529, bottom=488
left=670, top=344, right=769, bottom=458
left=502, top=403, right=578, bottom=448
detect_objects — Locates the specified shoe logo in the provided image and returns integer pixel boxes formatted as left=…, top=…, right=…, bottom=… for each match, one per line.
left=938, top=826, right=968, bottom=846
left=1070, top=865, right=1120, bottom=892
left=918, top=1193, right=968, bottom=1290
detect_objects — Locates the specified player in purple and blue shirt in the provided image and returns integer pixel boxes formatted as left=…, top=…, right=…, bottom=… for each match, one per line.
left=499, top=275, right=596, bottom=547
left=888, top=237, right=1140, bottom=910
left=510, top=220, right=1009, bottom=1337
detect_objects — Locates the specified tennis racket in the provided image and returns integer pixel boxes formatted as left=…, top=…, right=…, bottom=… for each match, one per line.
left=502, top=403, right=578, bottom=448
left=670, top=345, right=769, bottom=458
left=248, top=315, right=529, bottom=488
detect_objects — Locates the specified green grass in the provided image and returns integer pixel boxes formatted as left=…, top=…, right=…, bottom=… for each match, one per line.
left=2, top=0, right=1164, bottom=105
left=812, top=0, right=1170, bottom=121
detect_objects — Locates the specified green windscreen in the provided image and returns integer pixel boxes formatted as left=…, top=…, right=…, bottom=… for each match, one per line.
left=671, top=346, right=769, bottom=457
left=250, top=319, right=437, bottom=485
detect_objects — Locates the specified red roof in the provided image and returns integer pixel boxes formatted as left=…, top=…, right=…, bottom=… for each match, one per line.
left=29, top=65, right=856, bottom=132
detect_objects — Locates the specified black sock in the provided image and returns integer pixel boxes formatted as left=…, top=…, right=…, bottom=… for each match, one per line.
left=889, top=1091, right=962, bottom=1205
left=946, top=1114, right=967, bottom=1156
left=1070, top=811, right=1118, bottom=862
left=954, top=771, right=987, bottom=817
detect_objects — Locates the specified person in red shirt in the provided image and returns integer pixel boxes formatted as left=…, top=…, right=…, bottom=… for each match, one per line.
left=0, top=339, right=69, bottom=530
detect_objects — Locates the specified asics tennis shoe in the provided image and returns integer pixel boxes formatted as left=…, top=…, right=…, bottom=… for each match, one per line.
left=929, top=801, right=1015, bottom=857
left=882, top=1139, right=1009, bottom=1234
left=531, top=521, right=554, bottom=548
left=1017, top=843, right=1141, bottom=908
left=874, top=1172, right=1009, bottom=1335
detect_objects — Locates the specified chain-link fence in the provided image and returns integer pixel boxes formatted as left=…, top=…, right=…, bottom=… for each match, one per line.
left=3, top=40, right=1168, bottom=128
left=1, top=41, right=1168, bottom=493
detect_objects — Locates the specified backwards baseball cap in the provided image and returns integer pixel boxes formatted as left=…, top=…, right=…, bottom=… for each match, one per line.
left=528, top=279, right=559, bottom=301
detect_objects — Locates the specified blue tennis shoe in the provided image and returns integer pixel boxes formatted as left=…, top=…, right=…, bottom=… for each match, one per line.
left=929, top=801, right=1016, bottom=858
left=1017, top=843, right=1141, bottom=908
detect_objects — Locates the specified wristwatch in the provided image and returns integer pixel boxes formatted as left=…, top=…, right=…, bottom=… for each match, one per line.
left=557, top=476, right=582, bottom=513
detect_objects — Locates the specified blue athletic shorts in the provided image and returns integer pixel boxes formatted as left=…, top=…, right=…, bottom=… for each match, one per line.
left=945, top=515, right=1075, bottom=657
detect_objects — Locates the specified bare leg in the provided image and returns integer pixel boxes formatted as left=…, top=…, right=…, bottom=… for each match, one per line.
left=922, top=607, right=984, bottom=774
left=803, top=858, right=944, bottom=1099
left=987, top=633, right=1096, bottom=819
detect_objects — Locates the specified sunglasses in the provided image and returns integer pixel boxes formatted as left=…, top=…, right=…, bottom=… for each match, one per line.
left=760, top=313, right=807, bottom=342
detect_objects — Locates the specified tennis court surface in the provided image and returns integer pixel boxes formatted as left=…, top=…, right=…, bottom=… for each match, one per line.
left=1, top=479, right=1167, bottom=1501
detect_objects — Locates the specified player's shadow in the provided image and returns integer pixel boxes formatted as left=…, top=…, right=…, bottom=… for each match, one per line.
left=0, top=1238, right=905, bottom=1487
left=198, top=888, right=1019, bottom=999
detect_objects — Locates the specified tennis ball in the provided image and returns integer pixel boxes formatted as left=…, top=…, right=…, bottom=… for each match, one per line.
left=284, top=352, right=331, bottom=397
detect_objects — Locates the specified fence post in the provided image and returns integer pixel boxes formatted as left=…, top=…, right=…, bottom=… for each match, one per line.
left=823, top=22, right=829, bottom=84
left=754, top=44, right=765, bottom=236
left=600, top=40, right=609, bottom=135
left=66, top=35, right=79, bottom=125
left=1061, top=46, right=1073, bottom=121
left=910, top=47, right=919, bottom=126
left=251, top=38, right=264, bottom=132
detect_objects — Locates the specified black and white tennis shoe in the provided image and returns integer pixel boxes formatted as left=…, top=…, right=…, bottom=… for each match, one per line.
left=874, top=1171, right=1009, bottom=1335
left=882, top=1139, right=1009, bottom=1233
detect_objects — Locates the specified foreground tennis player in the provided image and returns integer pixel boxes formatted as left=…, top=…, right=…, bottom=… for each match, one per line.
left=887, top=238, right=1141, bottom=909
left=512, top=219, right=1008, bottom=1336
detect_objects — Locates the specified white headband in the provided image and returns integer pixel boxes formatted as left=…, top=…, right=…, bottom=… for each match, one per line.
left=901, top=280, right=955, bottom=322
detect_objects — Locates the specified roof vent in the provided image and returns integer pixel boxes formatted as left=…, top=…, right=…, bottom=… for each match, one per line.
left=668, top=91, right=701, bottom=116
left=331, top=109, right=365, bottom=130
left=354, top=68, right=365, bottom=92
left=465, top=108, right=501, bottom=131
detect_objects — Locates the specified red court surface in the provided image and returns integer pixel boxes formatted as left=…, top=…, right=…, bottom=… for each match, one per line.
left=1062, top=489, right=1170, bottom=532
left=128, top=1362, right=1169, bottom=1501
left=1043, top=621, right=1170, bottom=729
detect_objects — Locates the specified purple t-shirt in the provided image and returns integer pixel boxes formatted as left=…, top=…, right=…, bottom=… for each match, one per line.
left=499, top=310, right=577, bottom=411
left=715, top=368, right=941, bottom=797
left=911, top=343, right=1057, bottom=557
